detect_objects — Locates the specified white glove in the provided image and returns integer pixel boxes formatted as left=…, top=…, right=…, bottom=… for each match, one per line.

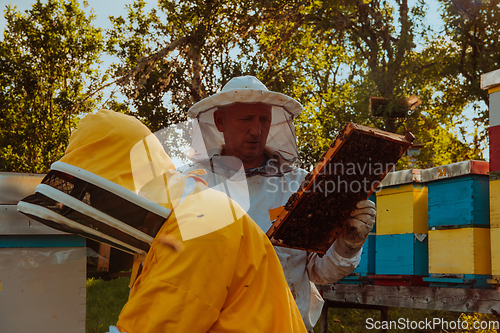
left=107, top=326, right=124, bottom=333
left=334, top=199, right=376, bottom=258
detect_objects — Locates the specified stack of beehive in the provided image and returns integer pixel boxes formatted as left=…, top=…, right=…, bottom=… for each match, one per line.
left=422, top=161, right=491, bottom=288
left=371, top=169, right=429, bottom=286
left=482, top=69, right=500, bottom=286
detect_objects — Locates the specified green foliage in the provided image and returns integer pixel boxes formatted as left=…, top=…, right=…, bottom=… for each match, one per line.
left=237, top=0, right=446, bottom=167
left=409, top=119, right=483, bottom=168
left=419, top=0, right=500, bottom=152
left=0, top=0, right=105, bottom=172
left=458, top=313, right=499, bottom=333
left=86, top=277, right=131, bottom=333
left=278, top=0, right=489, bottom=168
left=105, top=0, right=272, bottom=132
left=1, top=0, right=496, bottom=171
left=439, top=0, right=500, bottom=111
left=395, top=0, right=500, bottom=168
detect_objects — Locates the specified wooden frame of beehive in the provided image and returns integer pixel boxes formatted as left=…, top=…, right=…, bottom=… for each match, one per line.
left=266, top=122, right=415, bottom=253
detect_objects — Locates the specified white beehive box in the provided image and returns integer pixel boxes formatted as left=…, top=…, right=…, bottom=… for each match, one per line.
left=0, top=172, right=86, bottom=333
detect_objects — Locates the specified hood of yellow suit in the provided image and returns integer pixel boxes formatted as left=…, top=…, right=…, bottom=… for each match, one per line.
left=57, top=109, right=239, bottom=243
left=60, top=109, right=176, bottom=195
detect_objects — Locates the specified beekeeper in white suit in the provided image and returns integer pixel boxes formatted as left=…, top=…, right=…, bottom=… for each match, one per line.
left=185, top=76, right=376, bottom=331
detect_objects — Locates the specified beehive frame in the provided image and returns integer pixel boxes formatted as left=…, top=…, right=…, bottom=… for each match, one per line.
left=267, top=122, right=415, bottom=253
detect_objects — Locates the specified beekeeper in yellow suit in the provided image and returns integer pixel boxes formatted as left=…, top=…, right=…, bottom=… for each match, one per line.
left=57, top=110, right=306, bottom=332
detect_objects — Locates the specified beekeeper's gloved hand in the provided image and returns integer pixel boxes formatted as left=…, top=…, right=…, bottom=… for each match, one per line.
left=334, top=200, right=376, bottom=259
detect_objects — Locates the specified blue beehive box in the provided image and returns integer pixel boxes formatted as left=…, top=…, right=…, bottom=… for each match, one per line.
left=338, top=194, right=376, bottom=285
left=421, top=161, right=490, bottom=228
left=339, top=234, right=376, bottom=284
left=375, top=233, right=428, bottom=276
left=354, top=233, right=376, bottom=276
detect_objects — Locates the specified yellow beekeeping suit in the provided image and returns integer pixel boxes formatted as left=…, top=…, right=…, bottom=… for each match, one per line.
left=63, top=110, right=306, bottom=333
left=117, top=182, right=307, bottom=332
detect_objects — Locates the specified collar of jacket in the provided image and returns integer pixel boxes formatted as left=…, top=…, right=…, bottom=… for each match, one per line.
left=198, top=147, right=298, bottom=178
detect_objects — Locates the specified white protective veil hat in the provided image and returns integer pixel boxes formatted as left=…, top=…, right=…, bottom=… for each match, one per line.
left=187, top=76, right=303, bottom=166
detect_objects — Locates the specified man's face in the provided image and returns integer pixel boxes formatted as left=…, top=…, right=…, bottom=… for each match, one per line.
left=214, top=103, right=272, bottom=168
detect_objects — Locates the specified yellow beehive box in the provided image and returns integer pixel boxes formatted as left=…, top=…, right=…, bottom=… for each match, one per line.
left=429, top=227, right=491, bottom=275
left=490, top=227, right=500, bottom=276
left=490, top=179, right=500, bottom=228
left=376, top=183, right=428, bottom=235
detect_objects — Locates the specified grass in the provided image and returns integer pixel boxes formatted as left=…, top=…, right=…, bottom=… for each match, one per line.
left=86, top=277, right=131, bottom=333
left=87, top=278, right=498, bottom=333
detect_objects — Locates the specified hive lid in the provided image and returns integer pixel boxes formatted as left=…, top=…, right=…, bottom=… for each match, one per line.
left=420, top=160, right=489, bottom=183
left=481, top=68, right=500, bottom=90
left=378, top=169, right=421, bottom=188
left=0, top=172, right=45, bottom=204
left=0, top=205, right=68, bottom=236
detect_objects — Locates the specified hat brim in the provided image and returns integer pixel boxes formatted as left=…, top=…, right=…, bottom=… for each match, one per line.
left=51, top=161, right=171, bottom=218
left=18, top=201, right=146, bottom=255
left=17, top=163, right=172, bottom=255
left=188, top=89, right=302, bottom=119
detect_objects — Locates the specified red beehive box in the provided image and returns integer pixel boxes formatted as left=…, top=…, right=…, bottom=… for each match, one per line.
left=490, top=125, right=500, bottom=173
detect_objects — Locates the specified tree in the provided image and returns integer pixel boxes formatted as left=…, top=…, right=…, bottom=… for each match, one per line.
left=248, top=16, right=362, bottom=168
left=105, top=0, right=311, bottom=132
left=391, top=0, right=499, bottom=168
left=103, top=0, right=490, bottom=169
left=243, top=0, right=430, bottom=168
left=433, top=0, right=500, bottom=145
left=275, top=0, right=485, bottom=168
left=0, top=0, right=105, bottom=173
